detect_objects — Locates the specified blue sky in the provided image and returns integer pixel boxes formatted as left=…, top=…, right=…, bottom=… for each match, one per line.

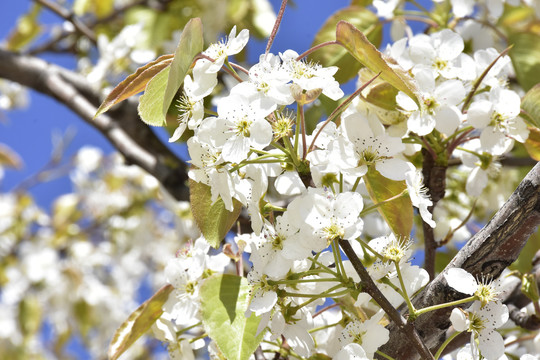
left=0, top=0, right=361, bottom=209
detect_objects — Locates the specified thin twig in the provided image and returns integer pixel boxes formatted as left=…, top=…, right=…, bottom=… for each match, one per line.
left=33, top=0, right=97, bottom=44
left=265, top=0, right=288, bottom=55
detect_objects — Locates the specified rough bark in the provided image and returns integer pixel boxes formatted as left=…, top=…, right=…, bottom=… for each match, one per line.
left=380, top=162, right=540, bottom=359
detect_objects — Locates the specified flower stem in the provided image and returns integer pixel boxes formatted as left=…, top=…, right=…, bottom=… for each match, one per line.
left=434, top=330, right=462, bottom=359
left=394, top=260, right=417, bottom=316
left=413, top=295, right=477, bottom=318
left=376, top=350, right=397, bottom=360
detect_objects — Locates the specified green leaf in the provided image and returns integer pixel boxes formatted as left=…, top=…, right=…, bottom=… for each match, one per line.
left=95, top=54, right=173, bottom=118
left=137, top=66, right=171, bottom=126
left=190, top=179, right=243, bottom=248
left=364, top=168, right=413, bottom=237
left=509, top=32, right=540, bottom=92
left=521, top=83, right=540, bottom=128
left=310, top=6, right=382, bottom=84
left=108, top=284, right=174, bottom=360
left=335, top=20, right=421, bottom=106
left=163, top=18, right=204, bottom=116
left=5, top=4, right=42, bottom=51
left=200, top=274, right=264, bottom=360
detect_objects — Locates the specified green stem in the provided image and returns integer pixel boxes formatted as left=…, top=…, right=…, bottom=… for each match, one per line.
left=360, top=189, right=408, bottom=216
left=414, top=295, right=477, bottom=318
left=376, top=350, right=397, bottom=360
left=394, top=260, right=416, bottom=316
left=283, top=136, right=300, bottom=167
left=309, top=321, right=341, bottom=334
left=434, top=331, right=462, bottom=359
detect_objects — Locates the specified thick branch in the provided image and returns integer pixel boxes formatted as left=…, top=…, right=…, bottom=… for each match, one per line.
left=0, top=48, right=189, bottom=201
left=381, top=162, right=540, bottom=359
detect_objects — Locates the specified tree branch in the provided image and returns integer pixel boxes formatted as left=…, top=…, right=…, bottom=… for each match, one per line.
left=0, top=48, right=189, bottom=202
left=34, top=0, right=97, bottom=44
left=339, top=239, right=435, bottom=360
left=380, top=162, right=540, bottom=359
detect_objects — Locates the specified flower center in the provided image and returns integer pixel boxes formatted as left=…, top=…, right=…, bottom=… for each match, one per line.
left=236, top=117, right=252, bottom=137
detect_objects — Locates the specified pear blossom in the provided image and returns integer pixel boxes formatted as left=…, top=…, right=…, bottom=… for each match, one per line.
left=408, top=29, right=475, bottom=80
left=338, top=311, right=390, bottom=359
left=280, top=49, right=344, bottom=101
left=286, top=188, right=364, bottom=254
left=197, top=93, right=274, bottom=164
left=192, top=26, right=249, bottom=95
left=231, top=53, right=294, bottom=106
left=405, top=169, right=436, bottom=227
left=445, top=268, right=501, bottom=306
left=466, top=87, right=528, bottom=155
left=450, top=300, right=509, bottom=360
left=169, top=75, right=206, bottom=142
left=342, top=112, right=411, bottom=181
left=397, top=69, right=465, bottom=136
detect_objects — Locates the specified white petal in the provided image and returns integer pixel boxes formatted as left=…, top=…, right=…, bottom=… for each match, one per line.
left=437, top=29, right=464, bottom=61
left=445, top=268, right=477, bottom=295
left=467, top=100, right=492, bottom=129
left=169, top=123, right=187, bottom=142
left=275, top=171, right=306, bottom=196
left=435, top=105, right=461, bottom=135
left=478, top=329, right=505, bottom=360
left=450, top=307, right=469, bottom=332
left=376, top=158, right=411, bottom=181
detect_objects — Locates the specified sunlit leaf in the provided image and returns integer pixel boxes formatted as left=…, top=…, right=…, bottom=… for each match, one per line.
left=524, top=127, right=540, bottom=161
left=509, top=32, right=540, bottom=92
left=310, top=6, right=382, bottom=83
left=108, top=285, right=173, bottom=360
left=200, top=274, right=264, bottom=360
left=94, top=54, right=173, bottom=118
left=163, top=18, right=204, bottom=116
left=521, top=83, right=540, bottom=128
left=5, top=4, right=42, bottom=51
left=137, top=66, right=171, bottom=126
left=190, top=179, right=243, bottom=248
left=364, top=168, right=413, bottom=237
left=335, top=20, right=421, bottom=106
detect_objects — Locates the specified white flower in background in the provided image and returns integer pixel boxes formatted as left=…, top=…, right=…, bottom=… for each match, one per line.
left=280, top=49, right=344, bottom=101
left=269, top=309, right=315, bottom=357
left=88, top=24, right=155, bottom=87
left=405, top=169, right=436, bottom=228
left=196, top=93, right=274, bottom=164
left=466, top=87, right=528, bottom=155
left=397, top=69, right=465, bottom=136
left=0, top=79, right=29, bottom=110
left=473, top=48, right=513, bottom=89
left=456, top=139, right=501, bottom=197
left=338, top=311, right=390, bottom=359
left=450, top=300, right=509, bottom=360
left=335, top=343, right=370, bottom=360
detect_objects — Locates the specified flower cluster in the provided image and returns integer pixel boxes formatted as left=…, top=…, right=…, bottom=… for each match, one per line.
left=152, top=17, right=540, bottom=358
